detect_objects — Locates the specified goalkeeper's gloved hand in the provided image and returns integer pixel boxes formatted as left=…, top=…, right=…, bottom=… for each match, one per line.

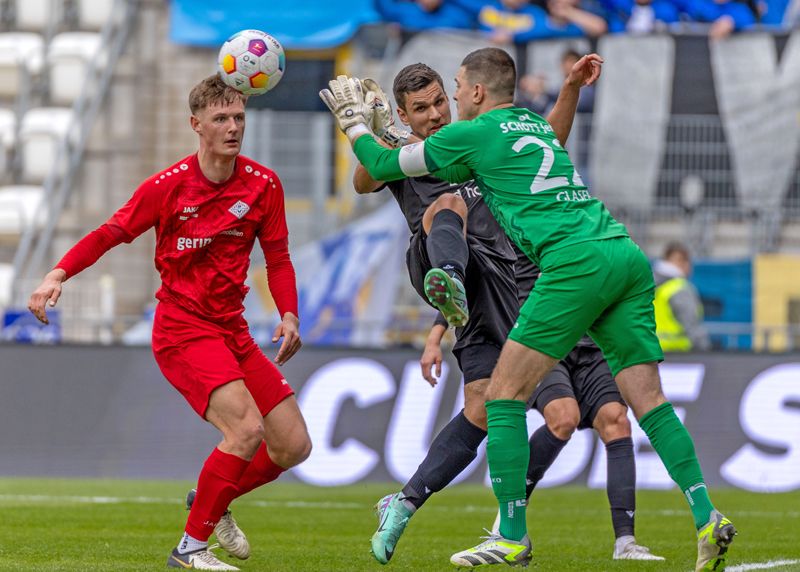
left=361, top=78, right=410, bottom=148
left=319, top=75, right=371, bottom=143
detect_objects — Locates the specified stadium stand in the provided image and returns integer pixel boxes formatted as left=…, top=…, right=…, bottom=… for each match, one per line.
left=0, top=185, right=46, bottom=236
left=74, top=0, right=117, bottom=31
left=47, top=32, right=104, bottom=105
left=18, top=107, right=75, bottom=183
left=10, top=0, right=62, bottom=33
left=0, top=32, right=43, bottom=104
left=0, top=108, right=15, bottom=180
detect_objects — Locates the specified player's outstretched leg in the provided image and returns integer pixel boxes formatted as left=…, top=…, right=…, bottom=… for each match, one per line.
left=167, top=546, right=240, bottom=571
left=424, top=208, right=469, bottom=327
left=450, top=533, right=532, bottom=568
left=187, top=488, right=250, bottom=560
left=370, top=410, right=487, bottom=564
left=370, top=492, right=414, bottom=564
left=424, top=268, right=468, bottom=327
left=695, top=510, right=737, bottom=571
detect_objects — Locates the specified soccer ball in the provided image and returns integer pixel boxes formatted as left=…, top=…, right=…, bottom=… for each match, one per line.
left=217, top=29, right=285, bottom=96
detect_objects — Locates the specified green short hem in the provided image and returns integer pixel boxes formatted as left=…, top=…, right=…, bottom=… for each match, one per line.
left=608, top=354, right=664, bottom=377
left=507, top=331, right=565, bottom=361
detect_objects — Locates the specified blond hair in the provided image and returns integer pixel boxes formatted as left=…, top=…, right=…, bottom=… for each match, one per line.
left=188, top=74, right=247, bottom=115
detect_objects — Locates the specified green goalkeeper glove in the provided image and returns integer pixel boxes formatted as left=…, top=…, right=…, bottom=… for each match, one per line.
left=319, top=75, right=371, bottom=143
left=361, top=78, right=409, bottom=148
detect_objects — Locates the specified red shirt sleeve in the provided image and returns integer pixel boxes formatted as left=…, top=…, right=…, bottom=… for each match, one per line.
left=256, top=173, right=296, bottom=317
left=257, top=172, right=289, bottom=243
left=259, top=236, right=298, bottom=318
left=54, top=177, right=162, bottom=279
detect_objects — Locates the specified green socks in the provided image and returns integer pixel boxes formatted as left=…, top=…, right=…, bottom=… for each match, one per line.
left=639, top=402, right=715, bottom=529
left=486, top=399, right=529, bottom=541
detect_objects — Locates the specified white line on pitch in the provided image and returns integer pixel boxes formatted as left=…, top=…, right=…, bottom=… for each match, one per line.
left=727, top=560, right=800, bottom=571
left=0, top=495, right=798, bottom=519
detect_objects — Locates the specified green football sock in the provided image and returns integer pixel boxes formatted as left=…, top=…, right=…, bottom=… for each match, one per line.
left=486, top=399, right=529, bottom=541
left=639, top=402, right=715, bottom=529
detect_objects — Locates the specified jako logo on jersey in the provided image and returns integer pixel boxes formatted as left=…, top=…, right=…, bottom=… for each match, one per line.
left=228, top=200, right=250, bottom=219
left=179, top=205, right=199, bottom=220
left=177, top=237, right=213, bottom=251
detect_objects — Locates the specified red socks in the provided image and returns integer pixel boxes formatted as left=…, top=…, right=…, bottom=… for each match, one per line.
left=185, top=443, right=286, bottom=540
left=185, top=448, right=249, bottom=540
left=235, top=441, right=285, bottom=497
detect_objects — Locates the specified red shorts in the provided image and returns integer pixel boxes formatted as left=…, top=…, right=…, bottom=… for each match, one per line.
left=151, top=301, right=294, bottom=419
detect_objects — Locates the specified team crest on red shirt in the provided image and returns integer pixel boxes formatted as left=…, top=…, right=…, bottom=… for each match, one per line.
left=228, top=200, right=250, bottom=219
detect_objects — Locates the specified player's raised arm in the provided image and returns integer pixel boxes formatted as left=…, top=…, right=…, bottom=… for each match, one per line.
left=320, top=75, right=436, bottom=181
left=546, top=53, right=603, bottom=145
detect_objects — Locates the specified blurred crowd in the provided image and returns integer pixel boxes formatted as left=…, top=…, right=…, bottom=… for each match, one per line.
left=375, top=0, right=796, bottom=41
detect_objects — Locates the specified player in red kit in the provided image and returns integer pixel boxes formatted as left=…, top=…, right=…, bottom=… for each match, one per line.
left=27, top=75, right=312, bottom=571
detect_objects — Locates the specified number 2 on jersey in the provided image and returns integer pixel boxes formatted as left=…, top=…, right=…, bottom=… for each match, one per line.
left=512, top=135, right=583, bottom=194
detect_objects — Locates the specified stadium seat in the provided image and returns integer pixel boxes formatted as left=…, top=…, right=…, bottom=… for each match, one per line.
left=0, top=109, right=16, bottom=182
left=12, top=0, right=62, bottom=32
left=18, top=107, right=75, bottom=183
left=0, top=33, right=45, bottom=100
left=47, top=32, right=103, bottom=105
left=75, top=0, right=116, bottom=31
left=0, top=262, right=13, bottom=308
left=0, top=185, right=46, bottom=237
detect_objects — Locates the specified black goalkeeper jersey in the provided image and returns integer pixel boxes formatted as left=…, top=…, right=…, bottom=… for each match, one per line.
left=384, top=176, right=516, bottom=264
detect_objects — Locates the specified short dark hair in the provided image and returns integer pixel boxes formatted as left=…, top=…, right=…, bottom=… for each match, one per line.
left=664, top=241, right=690, bottom=260
left=460, top=47, right=516, bottom=101
left=561, top=49, right=582, bottom=64
left=393, top=63, right=445, bottom=110
left=189, top=74, right=247, bottom=115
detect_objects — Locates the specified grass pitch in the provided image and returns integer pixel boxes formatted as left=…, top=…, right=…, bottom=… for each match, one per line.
left=0, top=479, right=798, bottom=571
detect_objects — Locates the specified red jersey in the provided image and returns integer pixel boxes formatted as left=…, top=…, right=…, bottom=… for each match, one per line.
left=57, top=153, right=297, bottom=322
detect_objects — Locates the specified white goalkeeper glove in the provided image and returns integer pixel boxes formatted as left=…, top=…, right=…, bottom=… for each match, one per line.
left=361, top=78, right=410, bottom=148
left=319, top=75, right=371, bottom=143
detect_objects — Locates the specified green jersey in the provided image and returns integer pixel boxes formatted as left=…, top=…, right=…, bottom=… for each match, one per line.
left=353, top=107, right=628, bottom=264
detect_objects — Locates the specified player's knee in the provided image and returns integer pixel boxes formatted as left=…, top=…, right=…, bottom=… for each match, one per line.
left=547, top=416, right=578, bottom=440
left=228, top=420, right=265, bottom=458
left=595, top=403, right=631, bottom=442
left=434, top=194, right=467, bottom=218
left=544, top=401, right=579, bottom=440
left=270, top=434, right=312, bottom=468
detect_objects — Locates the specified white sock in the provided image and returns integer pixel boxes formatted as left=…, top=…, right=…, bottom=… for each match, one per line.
left=177, top=532, right=208, bottom=554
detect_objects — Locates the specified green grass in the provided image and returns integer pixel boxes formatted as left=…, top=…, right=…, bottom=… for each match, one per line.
left=0, top=479, right=798, bottom=571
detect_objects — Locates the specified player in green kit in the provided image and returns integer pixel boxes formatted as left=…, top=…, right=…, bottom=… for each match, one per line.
left=319, top=48, right=735, bottom=572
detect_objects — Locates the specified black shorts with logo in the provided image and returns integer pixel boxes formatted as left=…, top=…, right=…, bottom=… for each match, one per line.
left=528, top=343, right=626, bottom=429
left=407, top=231, right=518, bottom=383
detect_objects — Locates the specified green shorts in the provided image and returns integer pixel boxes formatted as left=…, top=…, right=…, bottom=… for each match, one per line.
left=509, top=237, right=664, bottom=376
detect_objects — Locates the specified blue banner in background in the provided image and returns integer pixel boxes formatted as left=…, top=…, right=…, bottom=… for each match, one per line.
left=693, top=260, right=753, bottom=350
left=2, top=308, right=61, bottom=344
left=169, top=0, right=380, bottom=49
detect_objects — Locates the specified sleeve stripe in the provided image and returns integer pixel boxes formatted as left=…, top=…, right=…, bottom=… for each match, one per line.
left=398, top=142, right=430, bottom=177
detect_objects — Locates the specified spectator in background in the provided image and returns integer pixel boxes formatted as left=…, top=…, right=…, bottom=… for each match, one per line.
left=609, top=0, right=680, bottom=32
left=546, top=49, right=596, bottom=114
left=515, top=73, right=554, bottom=115
left=546, top=0, right=622, bottom=35
left=673, top=0, right=757, bottom=38
left=375, top=0, right=476, bottom=31
left=451, top=0, right=613, bottom=42
left=652, top=242, right=710, bottom=352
